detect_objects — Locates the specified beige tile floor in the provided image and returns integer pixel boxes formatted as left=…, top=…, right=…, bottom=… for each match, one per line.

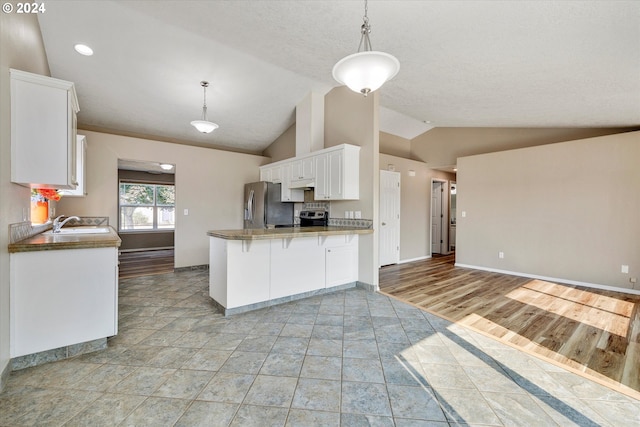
left=1, top=269, right=639, bottom=426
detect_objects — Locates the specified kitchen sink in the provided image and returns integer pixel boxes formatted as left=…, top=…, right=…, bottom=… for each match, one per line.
left=45, top=226, right=110, bottom=235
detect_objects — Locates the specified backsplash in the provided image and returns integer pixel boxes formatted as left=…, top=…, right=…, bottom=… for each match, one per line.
left=9, top=216, right=109, bottom=243
left=301, top=201, right=372, bottom=228
left=328, top=218, right=373, bottom=229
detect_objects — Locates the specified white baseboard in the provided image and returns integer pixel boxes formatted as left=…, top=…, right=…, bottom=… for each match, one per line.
left=398, top=255, right=431, bottom=264
left=454, top=263, right=640, bottom=296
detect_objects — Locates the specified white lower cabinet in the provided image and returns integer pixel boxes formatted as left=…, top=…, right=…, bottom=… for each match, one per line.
left=10, top=247, right=118, bottom=357
left=209, top=233, right=360, bottom=311
left=323, top=235, right=359, bottom=287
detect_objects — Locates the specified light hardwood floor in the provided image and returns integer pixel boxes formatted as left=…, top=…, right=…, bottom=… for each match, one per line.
left=118, top=249, right=174, bottom=279
left=379, top=254, right=640, bottom=399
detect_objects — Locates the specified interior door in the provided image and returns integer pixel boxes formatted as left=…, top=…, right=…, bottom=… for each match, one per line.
left=379, top=170, right=400, bottom=266
left=431, top=181, right=443, bottom=254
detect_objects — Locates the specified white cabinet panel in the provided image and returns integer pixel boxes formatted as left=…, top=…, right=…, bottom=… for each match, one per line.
left=280, top=164, right=304, bottom=202
left=59, top=135, right=87, bottom=197
left=10, top=69, right=79, bottom=189
left=323, top=235, right=359, bottom=287
left=271, top=237, right=324, bottom=299
left=10, top=247, right=118, bottom=357
left=314, top=145, right=360, bottom=200
left=210, top=239, right=271, bottom=309
left=291, top=157, right=315, bottom=180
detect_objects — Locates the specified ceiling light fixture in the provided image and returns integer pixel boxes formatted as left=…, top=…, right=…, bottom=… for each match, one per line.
left=159, top=163, right=173, bottom=171
left=190, top=81, right=219, bottom=133
left=74, top=44, right=93, bottom=56
left=332, top=0, right=400, bottom=96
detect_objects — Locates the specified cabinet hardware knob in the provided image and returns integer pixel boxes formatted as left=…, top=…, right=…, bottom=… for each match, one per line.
left=382, top=222, right=387, bottom=226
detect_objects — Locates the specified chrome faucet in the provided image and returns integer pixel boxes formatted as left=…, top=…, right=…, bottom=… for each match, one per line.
left=52, top=215, right=80, bottom=233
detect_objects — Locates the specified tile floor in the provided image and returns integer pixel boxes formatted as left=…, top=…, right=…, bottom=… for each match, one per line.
left=1, top=269, right=639, bottom=426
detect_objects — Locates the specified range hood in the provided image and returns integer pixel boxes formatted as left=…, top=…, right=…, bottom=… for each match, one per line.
left=289, top=178, right=315, bottom=189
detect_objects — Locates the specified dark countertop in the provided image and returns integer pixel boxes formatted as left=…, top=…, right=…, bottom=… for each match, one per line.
left=8, top=226, right=121, bottom=253
left=207, top=226, right=373, bottom=241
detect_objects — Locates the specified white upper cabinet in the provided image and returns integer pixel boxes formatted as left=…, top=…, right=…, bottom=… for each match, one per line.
left=259, top=143, right=360, bottom=201
left=10, top=69, right=79, bottom=189
left=260, top=164, right=282, bottom=183
left=280, top=164, right=304, bottom=202
left=59, top=135, right=87, bottom=197
left=314, top=145, right=360, bottom=200
left=290, top=157, right=314, bottom=181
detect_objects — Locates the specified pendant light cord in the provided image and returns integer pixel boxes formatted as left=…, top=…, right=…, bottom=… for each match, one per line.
left=357, top=0, right=373, bottom=52
left=201, top=82, right=208, bottom=121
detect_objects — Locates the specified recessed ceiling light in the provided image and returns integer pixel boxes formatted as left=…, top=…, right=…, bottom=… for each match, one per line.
left=74, top=44, right=93, bottom=56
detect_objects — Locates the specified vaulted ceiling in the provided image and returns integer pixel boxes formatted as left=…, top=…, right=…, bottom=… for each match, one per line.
left=38, top=1, right=640, bottom=154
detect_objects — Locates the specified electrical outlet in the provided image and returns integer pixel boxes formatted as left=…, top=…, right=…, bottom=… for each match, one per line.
left=499, top=252, right=504, bottom=259
left=630, top=277, right=637, bottom=284
left=183, top=209, right=189, bottom=216
left=621, top=265, right=629, bottom=274
left=461, top=211, right=466, bottom=217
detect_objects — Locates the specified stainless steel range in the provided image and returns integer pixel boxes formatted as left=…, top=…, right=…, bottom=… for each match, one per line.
left=299, top=210, right=328, bottom=227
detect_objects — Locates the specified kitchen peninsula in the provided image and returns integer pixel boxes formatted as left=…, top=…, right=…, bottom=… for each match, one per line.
left=207, top=226, right=373, bottom=315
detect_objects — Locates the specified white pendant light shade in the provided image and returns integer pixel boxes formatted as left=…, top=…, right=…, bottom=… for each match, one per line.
left=191, top=81, right=218, bottom=133
left=332, top=51, right=400, bottom=96
left=332, top=0, right=399, bottom=96
left=190, top=119, right=219, bottom=133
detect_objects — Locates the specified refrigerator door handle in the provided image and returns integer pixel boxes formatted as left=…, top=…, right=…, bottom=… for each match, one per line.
left=247, top=189, right=254, bottom=222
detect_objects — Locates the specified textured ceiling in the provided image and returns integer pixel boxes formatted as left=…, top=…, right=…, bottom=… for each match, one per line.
left=37, top=1, right=640, bottom=154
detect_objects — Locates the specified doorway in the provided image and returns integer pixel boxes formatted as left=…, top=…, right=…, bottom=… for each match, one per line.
left=431, top=179, right=448, bottom=255
left=117, top=159, right=176, bottom=278
left=379, top=170, right=401, bottom=266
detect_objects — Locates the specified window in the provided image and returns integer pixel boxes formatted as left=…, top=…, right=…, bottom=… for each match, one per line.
left=119, top=182, right=175, bottom=231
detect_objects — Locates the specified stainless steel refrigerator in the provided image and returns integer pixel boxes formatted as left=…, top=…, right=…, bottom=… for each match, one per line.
left=244, top=182, right=294, bottom=229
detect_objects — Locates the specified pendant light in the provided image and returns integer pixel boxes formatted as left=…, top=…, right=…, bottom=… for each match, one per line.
left=190, top=81, right=219, bottom=133
left=332, top=0, right=400, bottom=96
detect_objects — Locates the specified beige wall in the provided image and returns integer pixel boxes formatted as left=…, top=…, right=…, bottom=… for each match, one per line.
left=456, top=131, right=640, bottom=291
left=58, top=130, right=267, bottom=268
left=380, top=131, right=411, bottom=159
left=379, top=155, right=454, bottom=262
left=411, top=127, right=638, bottom=169
left=262, top=123, right=295, bottom=162
left=0, top=13, right=51, bottom=386
left=324, top=87, right=379, bottom=288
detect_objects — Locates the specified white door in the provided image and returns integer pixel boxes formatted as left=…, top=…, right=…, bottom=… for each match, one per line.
left=431, top=181, right=444, bottom=254
left=379, top=170, right=400, bottom=266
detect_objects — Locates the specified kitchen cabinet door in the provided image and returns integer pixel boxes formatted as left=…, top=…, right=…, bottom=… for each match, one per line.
left=314, top=145, right=360, bottom=200
left=314, top=153, right=330, bottom=200
left=291, top=157, right=314, bottom=180
left=260, top=165, right=282, bottom=183
left=10, top=69, right=79, bottom=189
left=280, top=164, right=304, bottom=202
left=325, top=235, right=359, bottom=287
left=59, top=135, right=87, bottom=197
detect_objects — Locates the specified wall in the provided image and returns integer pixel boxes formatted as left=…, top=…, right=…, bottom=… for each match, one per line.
left=411, top=127, right=639, bottom=169
left=324, top=87, right=379, bottom=289
left=0, top=12, right=51, bottom=388
left=58, top=130, right=267, bottom=268
left=379, top=155, right=454, bottom=262
left=380, top=131, right=411, bottom=159
left=262, top=123, right=295, bottom=162
left=456, top=131, right=640, bottom=291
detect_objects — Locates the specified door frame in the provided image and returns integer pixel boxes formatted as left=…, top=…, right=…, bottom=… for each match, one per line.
left=430, top=178, right=449, bottom=256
